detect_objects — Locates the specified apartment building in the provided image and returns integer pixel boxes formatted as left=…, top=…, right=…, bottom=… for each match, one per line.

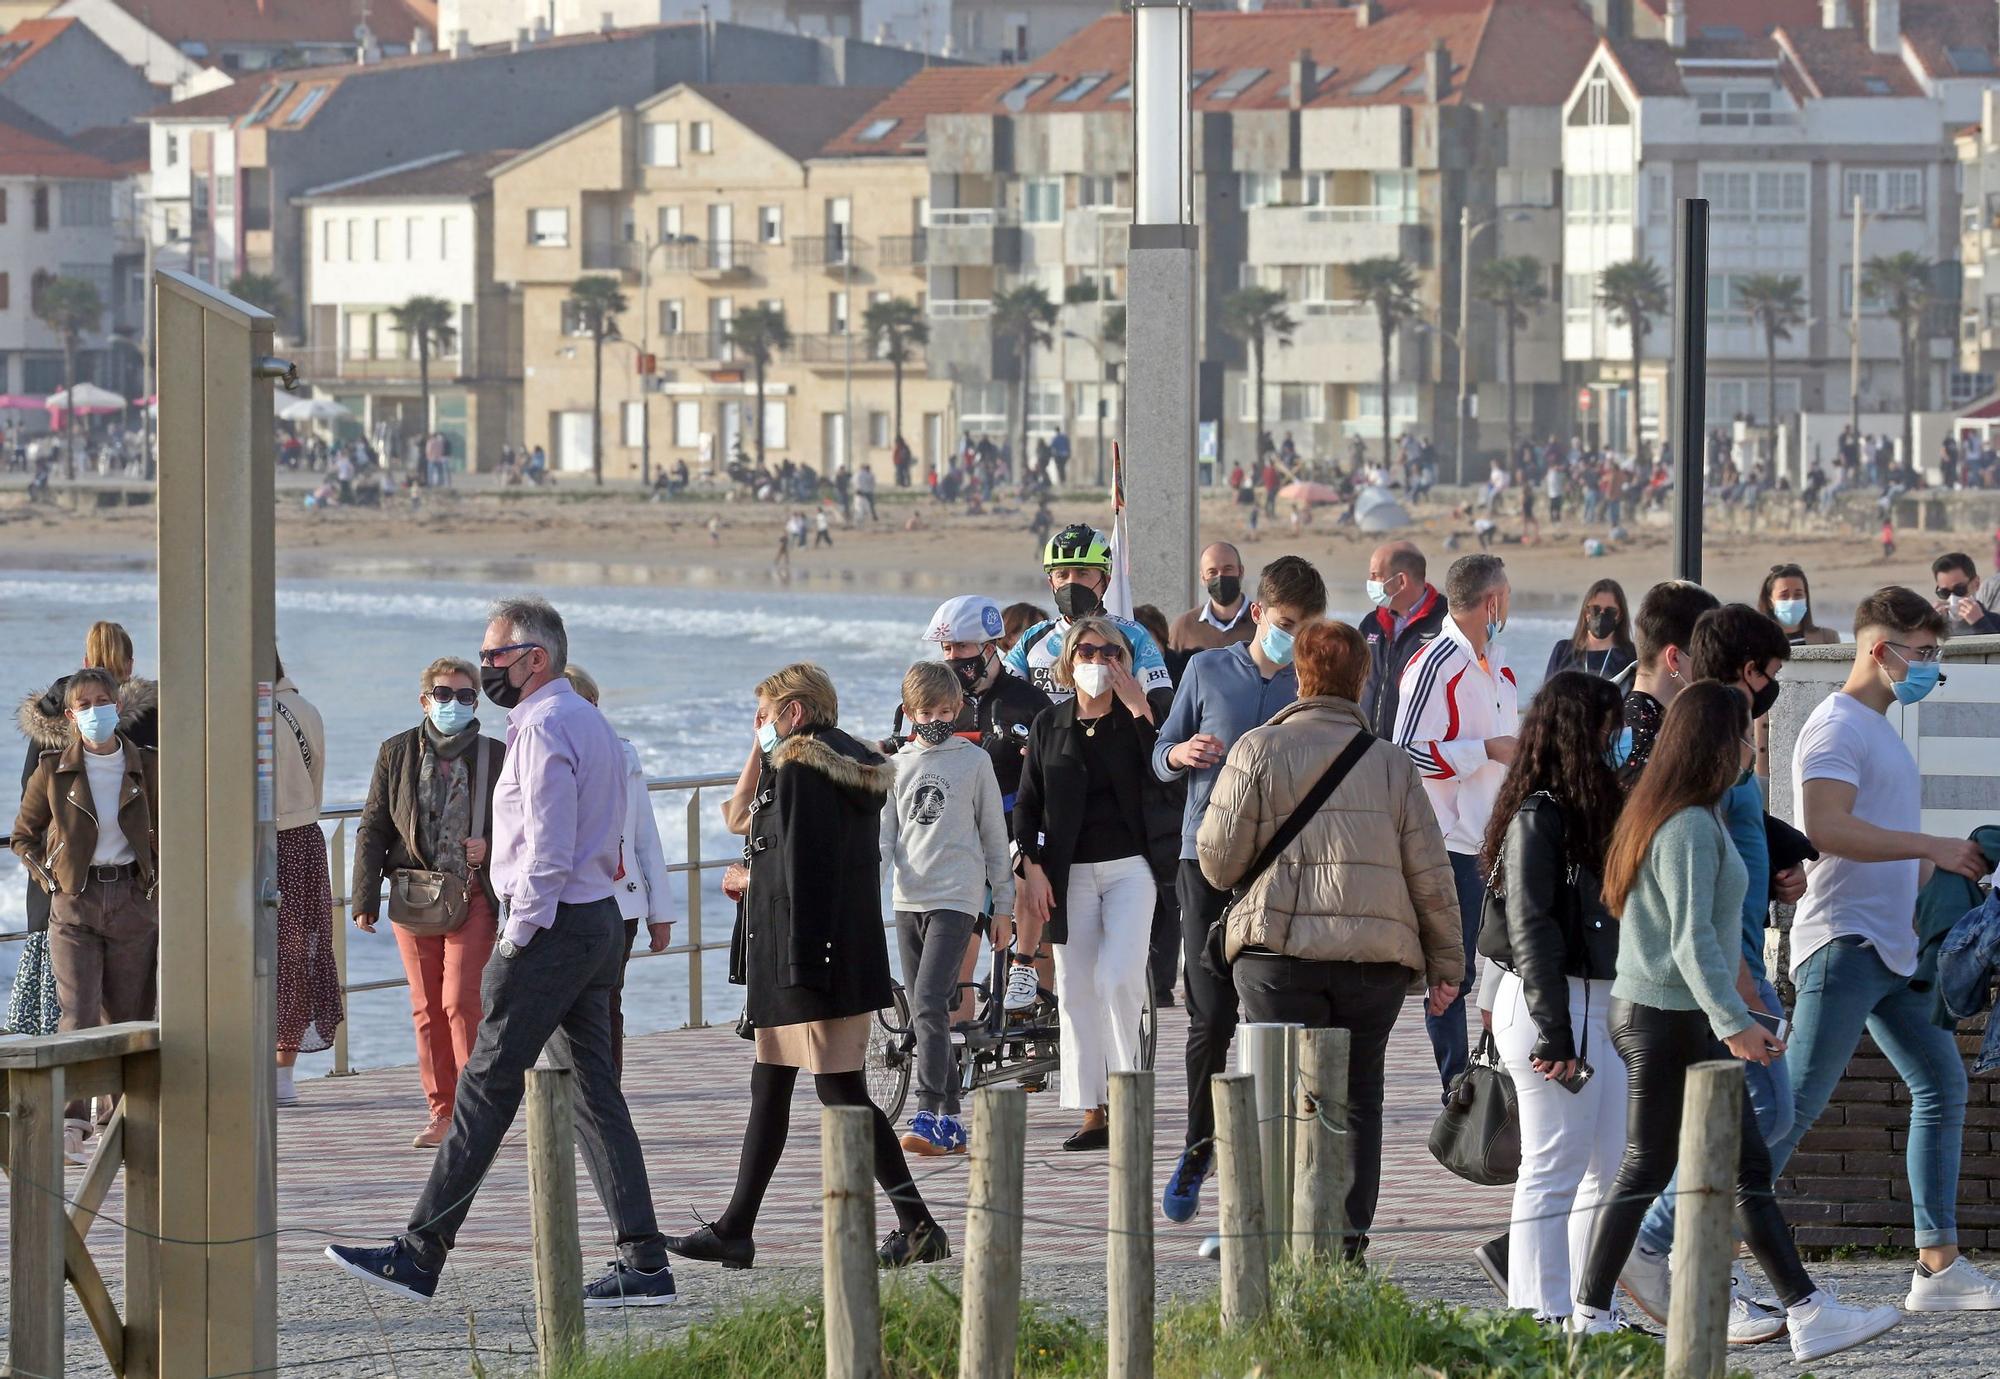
left=296, top=150, right=521, bottom=465
left=1561, top=0, right=1991, bottom=451
left=0, top=17, right=157, bottom=134
left=143, top=79, right=260, bottom=286
left=491, top=83, right=953, bottom=478
left=48, top=0, right=436, bottom=79
left=1957, top=89, right=2000, bottom=386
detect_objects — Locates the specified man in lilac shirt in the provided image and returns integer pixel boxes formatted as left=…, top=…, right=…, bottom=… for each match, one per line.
left=329, top=597, right=678, bottom=1306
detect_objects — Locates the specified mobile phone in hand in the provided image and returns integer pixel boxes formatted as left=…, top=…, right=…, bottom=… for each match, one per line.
left=1557, top=1059, right=1595, bottom=1095
left=1748, top=1008, right=1791, bottom=1044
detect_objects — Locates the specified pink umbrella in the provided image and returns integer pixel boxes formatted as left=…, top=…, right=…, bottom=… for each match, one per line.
left=1277, top=480, right=1342, bottom=507
left=0, top=394, right=43, bottom=409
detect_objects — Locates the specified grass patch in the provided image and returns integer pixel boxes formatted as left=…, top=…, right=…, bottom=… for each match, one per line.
left=553, top=1257, right=1730, bottom=1379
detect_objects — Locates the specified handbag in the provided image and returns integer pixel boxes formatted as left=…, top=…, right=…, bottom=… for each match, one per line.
left=1428, top=1030, right=1521, bottom=1186
left=389, top=744, right=487, bottom=938
left=1202, top=730, right=1376, bottom=978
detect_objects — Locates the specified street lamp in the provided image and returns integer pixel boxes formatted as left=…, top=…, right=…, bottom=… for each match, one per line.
left=1062, top=326, right=1121, bottom=486
left=1456, top=207, right=1536, bottom=484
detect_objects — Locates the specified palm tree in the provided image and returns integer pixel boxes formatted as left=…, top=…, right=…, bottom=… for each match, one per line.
left=388, top=295, right=458, bottom=460
left=35, top=275, right=102, bottom=481
left=1473, top=255, right=1547, bottom=452
left=1734, top=274, right=1806, bottom=433
left=1220, top=286, right=1297, bottom=470
left=991, top=283, right=1057, bottom=481
left=864, top=296, right=928, bottom=462
left=1350, top=258, right=1419, bottom=471
left=1595, top=259, right=1669, bottom=459
left=226, top=271, right=291, bottom=322
left=565, top=275, right=627, bottom=486
left=725, top=304, right=792, bottom=469
left=1863, top=251, right=1935, bottom=470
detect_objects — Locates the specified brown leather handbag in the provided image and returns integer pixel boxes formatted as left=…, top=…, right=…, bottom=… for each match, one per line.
left=389, top=746, right=487, bottom=937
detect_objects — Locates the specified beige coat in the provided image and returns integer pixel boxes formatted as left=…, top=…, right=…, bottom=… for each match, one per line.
left=1197, top=696, right=1462, bottom=986
left=272, top=677, right=325, bottom=832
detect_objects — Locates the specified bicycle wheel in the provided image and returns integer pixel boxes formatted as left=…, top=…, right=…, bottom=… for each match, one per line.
left=1138, top=981, right=1157, bottom=1072
left=866, top=984, right=914, bottom=1122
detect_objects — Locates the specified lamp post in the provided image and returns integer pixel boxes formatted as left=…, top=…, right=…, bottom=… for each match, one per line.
left=1062, top=326, right=1118, bottom=486
left=1455, top=206, right=1537, bottom=485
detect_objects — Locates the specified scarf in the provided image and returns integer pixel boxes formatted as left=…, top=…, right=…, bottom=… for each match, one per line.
left=417, top=719, right=479, bottom=880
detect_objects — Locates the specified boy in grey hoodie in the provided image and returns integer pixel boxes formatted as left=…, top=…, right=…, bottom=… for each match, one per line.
left=881, top=661, right=1015, bottom=1155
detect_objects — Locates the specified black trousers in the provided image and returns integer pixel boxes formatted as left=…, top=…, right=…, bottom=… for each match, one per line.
left=1177, top=861, right=1236, bottom=1156
left=1149, top=883, right=1181, bottom=1004
left=1575, top=999, right=1814, bottom=1312
left=403, top=898, right=665, bottom=1269
left=1231, top=951, right=1406, bottom=1237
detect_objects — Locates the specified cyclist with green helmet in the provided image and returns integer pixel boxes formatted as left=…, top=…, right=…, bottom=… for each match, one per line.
left=1003, top=523, right=1177, bottom=724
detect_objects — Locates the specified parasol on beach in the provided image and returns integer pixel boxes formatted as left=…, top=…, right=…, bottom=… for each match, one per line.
left=45, top=383, right=127, bottom=415
left=278, top=396, right=353, bottom=423
left=1276, top=480, right=1341, bottom=507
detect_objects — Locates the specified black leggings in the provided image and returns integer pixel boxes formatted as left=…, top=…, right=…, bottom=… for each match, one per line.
left=714, top=1062, right=932, bottom=1239
left=1576, top=1000, right=1814, bottom=1311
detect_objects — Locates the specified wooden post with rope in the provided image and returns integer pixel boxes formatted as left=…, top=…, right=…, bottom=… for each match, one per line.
left=823, top=1104, right=884, bottom=1379
left=1665, top=1060, right=1743, bottom=1379
left=1213, top=1072, right=1268, bottom=1329
left=1291, top=1026, right=1351, bottom=1259
left=958, top=1086, right=1026, bottom=1379
left=1107, top=1069, right=1155, bottom=1377
left=526, top=1066, right=583, bottom=1376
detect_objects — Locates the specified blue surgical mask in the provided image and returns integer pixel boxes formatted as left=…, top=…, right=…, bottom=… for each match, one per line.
left=757, top=719, right=782, bottom=754
left=1365, top=579, right=1393, bottom=610
left=72, top=704, right=119, bottom=746
left=1772, top=598, right=1808, bottom=629
left=1259, top=622, right=1296, bottom=667
left=1889, top=648, right=1941, bottom=705
left=1606, top=726, right=1634, bottom=771
left=1485, top=605, right=1507, bottom=644
left=428, top=700, right=474, bottom=735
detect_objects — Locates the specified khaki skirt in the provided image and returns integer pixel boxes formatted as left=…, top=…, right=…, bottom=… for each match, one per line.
left=754, top=1012, right=873, bottom=1073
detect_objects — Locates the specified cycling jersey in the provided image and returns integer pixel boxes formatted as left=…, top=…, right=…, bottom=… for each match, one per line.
left=1002, top=614, right=1176, bottom=715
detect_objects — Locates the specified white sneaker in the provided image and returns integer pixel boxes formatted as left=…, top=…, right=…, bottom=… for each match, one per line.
left=1002, top=962, right=1039, bottom=1012
left=1727, top=1290, right=1787, bottom=1345
left=62, top=1118, right=92, bottom=1167
left=1786, top=1291, right=1901, bottom=1363
left=1566, top=1303, right=1619, bottom=1336
left=1619, top=1243, right=1671, bottom=1324
left=1905, top=1256, right=2000, bottom=1312
left=274, top=1066, right=299, bottom=1107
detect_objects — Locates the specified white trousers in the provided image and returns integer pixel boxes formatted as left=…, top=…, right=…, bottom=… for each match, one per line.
left=1491, top=970, right=1628, bottom=1319
left=1052, top=855, right=1156, bottom=1111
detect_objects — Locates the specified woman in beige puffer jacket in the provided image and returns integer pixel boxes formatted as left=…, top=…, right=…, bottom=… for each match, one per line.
left=1196, top=619, right=1463, bottom=1256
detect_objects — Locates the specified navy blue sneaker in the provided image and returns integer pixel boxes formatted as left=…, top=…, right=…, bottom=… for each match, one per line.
left=1161, top=1147, right=1210, bottom=1224
left=324, top=1240, right=441, bottom=1301
left=583, top=1259, right=680, bottom=1308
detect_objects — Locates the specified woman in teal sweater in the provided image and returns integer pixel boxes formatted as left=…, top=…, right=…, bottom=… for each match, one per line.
left=1570, top=683, right=1901, bottom=1363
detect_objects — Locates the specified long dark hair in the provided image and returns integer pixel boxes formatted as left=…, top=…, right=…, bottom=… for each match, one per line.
left=1479, top=671, right=1626, bottom=879
left=1568, top=578, right=1634, bottom=656
left=1758, top=563, right=1820, bottom=635
left=1601, top=681, right=1748, bottom=916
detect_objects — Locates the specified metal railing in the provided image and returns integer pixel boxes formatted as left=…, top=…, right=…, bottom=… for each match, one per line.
left=928, top=299, right=994, bottom=319
left=1304, top=204, right=1421, bottom=225
left=793, top=234, right=866, bottom=270
left=878, top=232, right=927, bottom=267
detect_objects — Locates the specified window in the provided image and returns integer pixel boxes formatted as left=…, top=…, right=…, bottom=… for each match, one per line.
left=856, top=117, right=898, bottom=142
left=759, top=205, right=782, bottom=245
left=1947, top=45, right=1997, bottom=75
left=0, top=273, right=9, bottom=311
left=1354, top=382, right=1416, bottom=421
left=658, top=205, right=683, bottom=241
left=1844, top=168, right=1923, bottom=215
left=660, top=298, right=684, bottom=334
left=690, top=121, right=713, bottom=154
left=869, top=410, right=890, bottom=447
left=243, top=80, right=294, bottom=124
left=1696, top=88, right=1784, bottom=126
left=1372, top=170, right=1417, bottom=219
left=165, top=132, right=179, bottom=167
left=560, top=300, right=595, bottom=336
left=59, top=182, right=111, bottom=227
left=1565, top=271, right=1596, bottom=321
left=320, top=219, right=333, bottom=261
left=1188, top=69, right=1217, bottom=93
left=644, top=122, right=680, bottom=167
left=529, top=207, right=569, bottom=246
left=440, top=216, right=453, bottom=260
left=1585, top=77, right=1611, bottom=126
left=1002, top=74, right=1052, bottom=110
left=1023, top=178, right=1062, bottom=224
left=374, top=217, right=391, bottom=260
left=1564, top=172, right=1634, bottom=221
left=1351, top=65, right=1408, bottom=96
left=1699, top=170, right=1752, bottom=215
left=829, top=290, right=849, bottom=333
left=1056, top=72, right=1107, bottom=103
left=1212, top=67, right=1268, bottom=101
left=623, top=401, right=646, bottom=448
left=1238, top=381, right=1325, bottom=422
left=1950, top=370, right=1995, bottom=404
left=286, top=86, right=328, bottom=125
left=674, top=399, right=700, bottom=446
left=1498, top=168, right=1554, bottom=207
left=763, top=400, right=787, bottom=448
left=32, top=185, right=47, bottom=231
left=345, top=217, right=358, bottom=258
left=1240, top=172, right=1281, bottom=208
left=1078, top=175, right=1117, bottom=208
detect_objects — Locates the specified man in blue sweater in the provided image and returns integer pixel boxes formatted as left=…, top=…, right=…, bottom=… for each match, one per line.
left=1150, top=554, right=1326, bottom=1224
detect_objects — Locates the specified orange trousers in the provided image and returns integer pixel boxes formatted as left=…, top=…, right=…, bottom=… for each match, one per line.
left=393, top=887, right=497, bottom=1121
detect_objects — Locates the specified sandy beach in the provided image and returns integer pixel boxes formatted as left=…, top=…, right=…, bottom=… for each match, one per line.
left=1, top=480, right=1989, bottom=620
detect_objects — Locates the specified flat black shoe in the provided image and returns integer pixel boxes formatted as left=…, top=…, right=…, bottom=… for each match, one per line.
left=878, top=1221, right=951, bottom=1269
left=664, top=1222, right=756, bottom=1269
left=583, top=1259, right=679, bottom=1307
left=1063, top=1123, right=1110, bottom=1152
left=324, top=1240, right=440, bottom=1301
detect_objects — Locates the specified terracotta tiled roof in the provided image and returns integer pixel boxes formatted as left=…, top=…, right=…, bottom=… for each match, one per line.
left=1602, top=36, right=1690, bottom=94
left=0, top=117, right=125, bottom=178
left=144, top=77, right=268, bottom=121
left=1776, top=24, right=1925, bottom=96
left=819, top=66, right=1022, bottom=156
left=297, top=148, right=516, bottom=200
left=0, top=16, right=76, bottom=84
left=96, top=0, right=434, bottom=48
left=682, top=84, right=894, bottom=162
left=1605, top=16, right=1933, bottom=101
left=1635, top=0, right=1824, bottom=34
left=1903, top=0, right=2000, bottom=77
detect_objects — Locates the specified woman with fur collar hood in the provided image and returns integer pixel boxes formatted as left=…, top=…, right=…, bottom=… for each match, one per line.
left=666, top=662, right=950, bottom=1274
left=7, top=623, right=156, bottom=1039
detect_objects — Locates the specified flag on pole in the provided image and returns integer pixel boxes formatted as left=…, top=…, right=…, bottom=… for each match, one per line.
left=1106, top=441, right=1134, bottom=619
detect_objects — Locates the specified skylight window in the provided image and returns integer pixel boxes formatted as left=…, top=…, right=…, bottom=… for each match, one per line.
left=1212, top=67, right=1268, bottom=101
left=1350, top=64, right=1407, bottom=96
left=1056, top=72, right=1108, bottom=102
left=856, top=117, right=898, bottom=142
left=1189, top=69, right=1217, bottom=92
left=286, top=86, right=328, bottom=125
left=245, top=80, right=295, bottom=124
left=1948, top=45, right=1996, bottom=75
left=1002, top=74, right=1052, bottom=110
left=1862, top=76, right=1892, bottom=94
left=1700, top=24, right=1745, bottom=40
left=0, top=40, right=29, bottom=66
left=1108, top=80, right=1131, bottom=101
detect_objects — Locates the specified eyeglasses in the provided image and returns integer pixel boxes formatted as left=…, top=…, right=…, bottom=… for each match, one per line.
left=478, top=642, right=540, bottom=667
left=428, top=686, right=478, bottom=706
left=1936, top=585, right=1971, bottom=600
left=1884, top=641, right=1943, bottom=664
left=1073, top=643, right=1125, bottom=663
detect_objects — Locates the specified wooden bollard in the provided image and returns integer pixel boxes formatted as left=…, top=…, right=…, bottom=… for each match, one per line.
left=1291, top=1026, right=1351, bottom=1260
left=1665, top=1061, right=1744, bottom=1379
left=525, top=1066, right=583, bottom=1378
left=958, top=1087, right=1027, bottom=1379
left=1212, top=1072, right=1268, bottom=1330
left=1107, top=1070, right=1155, bottom=1379
left=823, top=1104, right=884, bottom=1379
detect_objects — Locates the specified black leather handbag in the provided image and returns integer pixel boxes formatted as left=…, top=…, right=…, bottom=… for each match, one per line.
left=1428, top=1030, right=1521, bottom=1186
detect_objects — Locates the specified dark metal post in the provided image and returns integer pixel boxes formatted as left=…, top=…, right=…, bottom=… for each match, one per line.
left=1670, top=197, right=1709, bottom=584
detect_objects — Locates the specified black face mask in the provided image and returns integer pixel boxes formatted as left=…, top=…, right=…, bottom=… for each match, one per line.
left=481, top=657, right=529, bottom=710
left=947, top=650, right=990, bottom=691
left=1587, top=608, right=1620, bottom=639
left=912, top=720, right=956, bottom=746
left=1749, top=676, right=1782, bottom=720
left=1206, top=574, right=1242, bottom=607
left=1053, top=582, right=1102, bottom=621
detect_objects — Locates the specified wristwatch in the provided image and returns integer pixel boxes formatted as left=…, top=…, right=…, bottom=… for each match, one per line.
left=496, top=938, right=519, bottom=959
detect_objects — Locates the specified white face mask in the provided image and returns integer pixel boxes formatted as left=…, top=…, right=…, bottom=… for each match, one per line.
left=1072, top=663, right=1114, bottom=698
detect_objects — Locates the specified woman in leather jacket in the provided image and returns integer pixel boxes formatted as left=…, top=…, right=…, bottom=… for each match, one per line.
left=1474, top=670, right=1627, bottom=1322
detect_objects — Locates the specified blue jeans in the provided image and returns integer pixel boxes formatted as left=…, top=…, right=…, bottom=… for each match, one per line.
left=1636, top=976, right=1793, bottom=1254
left=1766, top=937, right=1967, bottom=1248
left=1424, top=851, right=1484, bottom=1096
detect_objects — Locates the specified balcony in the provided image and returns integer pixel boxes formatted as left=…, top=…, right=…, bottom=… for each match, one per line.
left=1064, top=207, right=1130, bottom=268
left=655, top=332, right=735, bottom=365
left=927, top=299, right=992, bottom=320
left=1247, top=204, right=1428, bottom=267
left=926, top=208, right=1020, bottom=268
left=582, top=239, right=640, bottom=276
left=659, top=240, right=758, bottom=282
left=1261, top=300, right=1416, bottom=386
left=878, top=232, right=927, bottom=271
left=794, top=333, right=924, bottom=373
left=793, top=235, right=866, bottom=277
left=292, top=343, right=472, bottom=387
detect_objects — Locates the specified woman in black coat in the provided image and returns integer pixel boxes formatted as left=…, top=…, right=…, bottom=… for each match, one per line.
left=668, top=662, right=947, bottom=1272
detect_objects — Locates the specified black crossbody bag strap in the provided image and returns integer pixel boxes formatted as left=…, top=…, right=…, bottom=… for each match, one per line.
left=1236, top=730, right=1375, bottom=895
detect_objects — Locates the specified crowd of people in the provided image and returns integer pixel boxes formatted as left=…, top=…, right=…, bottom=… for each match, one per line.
left=12, top=521, right=2000, bottom=1346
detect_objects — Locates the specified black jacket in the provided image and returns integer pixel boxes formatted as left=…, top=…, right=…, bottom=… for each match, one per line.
left=350, top=725, right=506, bottom=917
left=1477, top=795, right=1619, bottom=1063
left=1359, top=586, right=1448, bottom=740
left=1012, top=700, right=1179, bottom=945
left=730, top=725, right=896, bottom=1028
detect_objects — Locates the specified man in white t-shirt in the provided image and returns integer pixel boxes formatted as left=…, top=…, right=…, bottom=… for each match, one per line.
left=1769, top=586, right=2000, bottom=1313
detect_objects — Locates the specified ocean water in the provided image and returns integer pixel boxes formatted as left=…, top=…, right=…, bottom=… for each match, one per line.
left=0, top=569, right=1570, bottom=1076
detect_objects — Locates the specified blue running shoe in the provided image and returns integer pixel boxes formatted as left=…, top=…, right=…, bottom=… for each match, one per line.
left=1161, top=1147, right=1210, bottom=1224
left=939, top=1114, right=969, bottom=1154
left=899, top=1110, right=950, bottom=1157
